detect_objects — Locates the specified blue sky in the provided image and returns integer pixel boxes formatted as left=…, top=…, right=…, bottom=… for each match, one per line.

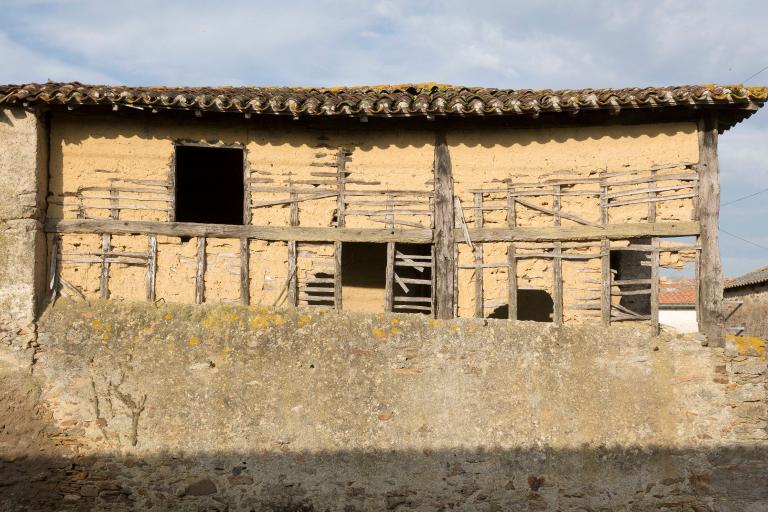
left=1, top=0, right=766, bottom=277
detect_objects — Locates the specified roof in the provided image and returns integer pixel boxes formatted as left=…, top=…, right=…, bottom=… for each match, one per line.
left=724, top=265, right=768, bottom=290
left=659, top=279, right=696, bottom=306
left=0, top=82, right=765, bottom=127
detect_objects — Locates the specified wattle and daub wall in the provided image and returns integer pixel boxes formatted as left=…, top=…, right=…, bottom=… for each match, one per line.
left=45, top=110, right=698, bottom=320
left=1, top=107, right=764, bottom=511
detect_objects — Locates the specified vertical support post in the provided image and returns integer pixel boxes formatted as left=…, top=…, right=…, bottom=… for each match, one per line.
left=100, top=233, right=111, bottom=300
left=553, top=184, right=561, bottom=226
left=334, top=149, right=347, bottom=312
left=49, top=235, right=60, bottom=301
left=384, top=193, right=395, bottom=312
left=146, top=235, right=157, bottom=302
left=601, top=239, right=611, bottom=325
left=648, top=169, right=657, bottom=223
left=109, top=186, right=119, bottom=220
left=697, top=112, right=724, bottom=346
left=287, top=189, right=298, bottom=307
left=473, top=192, right=484, bottom=318
left=334, top=241, right=342, bottom=311
left=433, top=131, right=455, bottom=319
left=650, top=237, right=660, bottom=335
left=507, top=186, right=517, bottom=321
left=195, top=236, right=206, bottom=305
left=553, top=242, right=563, bottom=326
left=599, top=171, right=608, bottom=225
left=240, top=238, right=250, bottom=305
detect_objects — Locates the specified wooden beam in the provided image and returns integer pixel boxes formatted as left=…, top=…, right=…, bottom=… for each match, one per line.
left=146, top=235, right=157, bottom=302
left=334, top=241, right=342, bottom=311
left=195, top=236, right=206, bottom=305
left=474, top=193, right=484, bottom=318
left=650, top=237, right=660, bottom=335
left=507, top=186, right=517, bottom=321
left=45, top=219, right=433, bottom=243
left=460, top=221, right=700, bottom=242
left=49, top=235, right=60, bottom=301
left=696, top=112, right=724, bottom=346
left=100, top=233, right=111, bottom=300
left=433, top=131, right=455, bottom=319
left=240, top=238, right=250, bottom=305
left=384, top=194, right=394, bottom=312
left=553, top=242, right=563, bottom=326
left=601, top=239, right=610, bottom=325
left=287, top=241, right=297, bottom=306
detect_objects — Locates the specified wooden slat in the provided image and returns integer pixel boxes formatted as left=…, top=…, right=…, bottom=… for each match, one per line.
left=650, top=237, right=660, bottom=335
left=433, top=131, right=455, bottom=319
left=553, top=242, right=563, bottom=326
left=474, top=192, right=484, bottom=318
left=240, top=238, right=250, bottom=305
left=146, top=235, right=157, bottom=302
left=460, top=221, right=700, bottom=242
left=334, top=241, right=342, bottom=311
left=514, top=197, right=600, bottom=227
left=697, top=112, right=724, bottom=345
left=394, top=296, right=433, bottom=303
left=609, top=193, right=695, bottom=208
left=601, top=239, right=610, bottom=325
left=195, top=237, right=206, bottom=305
left=100, top=233, right=111, bottom=300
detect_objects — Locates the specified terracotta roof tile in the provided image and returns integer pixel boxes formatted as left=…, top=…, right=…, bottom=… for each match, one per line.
left=659, top=279, right=696, bottom=305
left=0, top=82, right=764, bottom=127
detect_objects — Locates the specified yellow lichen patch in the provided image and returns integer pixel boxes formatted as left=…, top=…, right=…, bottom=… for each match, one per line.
left=390, top=327, right=400, bottom=335
left=372, top=327, right=387, bottom=339
left=429, top=320, right=441, bottom=328
left=270, top=314, right=285, bottom=326
left=188, top=336, right=200, bottom=346
left=104, top=325, right=112, bottom=332
left=298, top=314, right=312, bottom=327
left=91, top=319, right=101, bottom=329
left=725, top=334, right=766, bottom=358
left=249, top=315, right=270, bottom=329
left=391, top=319, right=400, bottom=325
left=101, top=332, right=109, bottom=342
left=164, top=312, right=173, bottom=321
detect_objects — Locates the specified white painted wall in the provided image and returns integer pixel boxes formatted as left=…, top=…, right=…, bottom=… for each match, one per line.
left=659, top=308, right=698, bottom=333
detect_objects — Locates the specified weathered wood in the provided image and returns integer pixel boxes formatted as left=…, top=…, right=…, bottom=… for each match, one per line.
left=474, top=193, right=484, bottom=318
left=508, top=244, right=517, bottom=320
left=650, top=237, right=660, bottom=335
left=336, top=149, right=347, bottom=228
left=385, top=242, right=395, bottom=312
left=100, top=233, right=111, bottom=300
left=608, top=193, right=695, bottom=208
left=459, top=221, right=700, bottom=242
left=514, top=197, right=601, bottom=227
left=433, top=132, right=455, bottom=319
left=697, top=112, right=724, bottom=346
left=599, top=171, right=608, bottom=225
left=195, top=237, right=206, bottom=305
left=601, top=239, right=610, bottom=325
left=240, top=238, right=250, bottom=305
left=146, top=235, right=157, bottom=302
left=46, top=219, right=433, bottom=243
left=553, top=185, right=561, bottom=226
left=553, top=242, right=563, bottom=326
left=604, top=183, right=691, bottom=200
left=49, top=235, right=60, bottom=300
left=334, top=241, right=342, bottom=311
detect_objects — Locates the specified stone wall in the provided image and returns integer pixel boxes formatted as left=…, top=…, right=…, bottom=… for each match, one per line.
left=0, top=300, right=764, bottom=511
left=725, top=282, right=768, bottom=340
left=0, top=107, right=47, bottom=362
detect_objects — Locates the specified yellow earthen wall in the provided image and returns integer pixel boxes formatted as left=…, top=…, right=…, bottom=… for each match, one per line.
left=49, top=115, right=699, bottom=318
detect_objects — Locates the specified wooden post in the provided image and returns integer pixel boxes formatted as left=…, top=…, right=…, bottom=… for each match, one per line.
left=696, top=112, right=724, bottom=346
left=384, top=194, right=395, bottom=312
left=507, top=186, right=517, bottom=320
left=334, top=149, right=346, bottom=312
left=100, top=233, right=111, bottom=300
left=599, top=171, right=608, bottom=225
left=648, top=169, right=657, bottom=223
left=650, top=237, right=660, bottom=335
left=601, top=239, right=611, bottom=325
left=49, top=235, right=60, bottom=300
left=553, top=185, right=561, bottom=226
left=195, top=236, right=206, bottom=304
left=433, top=131, right=455, bottom=319
left=240, top=238, right=250, bottom=305
left=287, top=190, right=298, bottom=307
left=553, top=242, right=563, bottom=326
left=473, top=192, right=484, bottom=318
left=146, top=235, right=157, bottom=302
left=334, top=241, right=342, bottom=311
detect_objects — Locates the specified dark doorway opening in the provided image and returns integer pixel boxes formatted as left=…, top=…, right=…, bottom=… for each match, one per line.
left=391, top=243, right=433, bottom=315
left=610, top=238, right=652, bottom=316
left=175, top=145, right=244, bottom=225
left=489, top=289, right=554, bottom=322
left=341, top=242, right=387, bottom=312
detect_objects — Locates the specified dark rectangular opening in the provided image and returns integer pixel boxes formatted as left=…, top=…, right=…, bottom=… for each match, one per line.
left=175, top=145, right=244, bottom=225
left=341, top=242, right=387, bottom=312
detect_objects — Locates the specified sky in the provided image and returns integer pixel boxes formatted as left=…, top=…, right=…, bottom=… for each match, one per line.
left=1, top=0, right=766, bottom=277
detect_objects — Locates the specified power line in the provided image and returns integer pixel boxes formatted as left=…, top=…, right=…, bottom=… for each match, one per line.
left=722, top=186, right=768, bottom=206
left=721, top=228, right=768, bottom=251
left=743, top=64, right=768, bottom=84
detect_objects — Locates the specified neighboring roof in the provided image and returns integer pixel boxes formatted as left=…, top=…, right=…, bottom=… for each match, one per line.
left=724, top=265, right=768, bottom=290
left=659, top=279, right=696, bottom=306
left=0, top=82, right=765, bottom=128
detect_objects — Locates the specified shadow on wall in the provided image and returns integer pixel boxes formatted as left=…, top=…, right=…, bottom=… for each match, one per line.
left=1, top=447, right=766, bottom=511
left=489, top=289, right=554, bottom=321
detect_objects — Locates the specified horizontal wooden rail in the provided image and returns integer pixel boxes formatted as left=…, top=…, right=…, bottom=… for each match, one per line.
left=45, top=219, right=701, bottom=244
